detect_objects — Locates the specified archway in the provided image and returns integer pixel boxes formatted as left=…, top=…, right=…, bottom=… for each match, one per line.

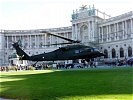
left=128, top=46, right=132, bottom=57
left=80, top=25, right=88, bottom=42
left=120, top=47, right=124, bottom=57
left=112, top=48, right=116, bottom=58
left=104, top=49, right=108, bottom=58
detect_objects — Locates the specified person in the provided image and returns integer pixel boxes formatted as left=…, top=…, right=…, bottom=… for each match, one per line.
left=90, top=61, right=93, bottom=68
left=93, top=62, right=96, bottom=68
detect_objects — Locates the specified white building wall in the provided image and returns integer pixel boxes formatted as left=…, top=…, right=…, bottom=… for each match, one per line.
left=98, top=11, right=133, bottom=60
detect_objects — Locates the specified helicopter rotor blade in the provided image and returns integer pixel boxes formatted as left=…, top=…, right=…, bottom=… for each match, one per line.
left=42, top=42, right=73, bottom=46
left=41, top=31, right=81, bottom=43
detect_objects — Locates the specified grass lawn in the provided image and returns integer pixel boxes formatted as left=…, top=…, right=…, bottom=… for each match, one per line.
left=0, top=67, right=133, bottom=100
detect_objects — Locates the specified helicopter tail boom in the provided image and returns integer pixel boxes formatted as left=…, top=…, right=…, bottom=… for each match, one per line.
left=12, top=42, right=30, bottom=60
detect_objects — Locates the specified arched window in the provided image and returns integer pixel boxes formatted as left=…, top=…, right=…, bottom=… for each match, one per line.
left=104, top=49, right=108, bottom=58
left=128, top=47, right=132, bottom=57
left=112, top=48, right=116, bottom=58
left=120, top=47, right=124, bottom=57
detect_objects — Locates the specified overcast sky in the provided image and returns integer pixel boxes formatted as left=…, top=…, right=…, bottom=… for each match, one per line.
left=0, top=0, right=133, bottom=30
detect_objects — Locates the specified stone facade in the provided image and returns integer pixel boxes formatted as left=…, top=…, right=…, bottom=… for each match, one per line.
left=98, top=11, right=133, bottom=61
left=0, top=5, right=133, bottom=66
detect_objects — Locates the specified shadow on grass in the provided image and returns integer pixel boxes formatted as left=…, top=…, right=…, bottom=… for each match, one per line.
left=0, top=68, right=133, bottom=100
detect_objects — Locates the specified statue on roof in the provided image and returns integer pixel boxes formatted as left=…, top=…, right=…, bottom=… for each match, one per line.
left=80, top=5, right=87, bottom=10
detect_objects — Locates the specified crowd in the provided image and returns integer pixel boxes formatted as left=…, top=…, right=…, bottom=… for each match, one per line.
left=0, top=61, right=98, bottom=72
left=0, top=65, right=33, bottom=72
left=104, top=59, right=133, bottom=66
left=0, top=59, right=132, bottom=72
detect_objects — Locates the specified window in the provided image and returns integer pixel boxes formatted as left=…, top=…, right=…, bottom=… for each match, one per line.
left=120, top=48, right=124, bottom=57
left=128, top=47, right=132, bottom=57
left=104, top=49, right=108, bottom=58
left=112, top=48, right=116, bottom=58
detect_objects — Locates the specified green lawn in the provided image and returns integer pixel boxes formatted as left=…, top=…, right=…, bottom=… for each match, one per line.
left=0, top=67, right=133, bottom=100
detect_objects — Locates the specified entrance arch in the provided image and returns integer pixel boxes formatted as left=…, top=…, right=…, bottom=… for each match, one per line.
left=80, top=25, right=88, bottom=42
left=104, top=49, right=108, bottom=58
left=112, top=48, right=116, bottom=58
left=128, top=46, right=132, bottom=57
left=120, top=47, right=124, bottom=57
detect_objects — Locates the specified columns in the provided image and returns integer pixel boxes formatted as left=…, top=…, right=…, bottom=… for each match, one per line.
left=44, top=34, right=47, bottom=48
left=122, top=21, right=125, bottom=39
left=42, top=34, right=45, bottom=48
left=88, top=21, right=91, bottom=41
left=92, top=21, right=95, bottom=41
left=51, top=35, right=53, bottom=47
left=102, top=26, right=104, bottom=43
left=35, top=35, right=37, bottom=48
left=15, top=35, right=16, bottom=41
left=7, top=36, right=9, bottom=49
left=115, top=23, right=118, bottom=40
left=131, top=19, right=133, bottom=34
left=75, top=24, right=78, bottom=40
left=107, top=25, right=109, bottom=41
left=29, top=35, right=31, bottom=48
left=125, top=20, right=128, bottom=35
left=72, top=24, right=75, bottom=40
left=71, top=23, right=78, bottom=40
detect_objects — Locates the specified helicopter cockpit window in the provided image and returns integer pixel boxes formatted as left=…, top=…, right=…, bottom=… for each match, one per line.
left=60, top=47, right=69, bottom=51
left=93, top=48, right=99, bottom=52
left=75, top=50, right=80, bottom=53
left=84, top=48, right=91, bottom=52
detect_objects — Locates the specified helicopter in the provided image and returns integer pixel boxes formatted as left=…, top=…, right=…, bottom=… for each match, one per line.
left=12, top=31, right=105, bottom=63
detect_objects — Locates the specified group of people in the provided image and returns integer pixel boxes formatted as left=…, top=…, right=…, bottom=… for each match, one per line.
left=0, top=61, right=98, bottom=72
left=104, top=58, right=133, bottom=66
left=0, top=65, right=33, bottom=72
left=56, top=61, right=98, bottom=69
left=1, top=58, right=132, bottom=72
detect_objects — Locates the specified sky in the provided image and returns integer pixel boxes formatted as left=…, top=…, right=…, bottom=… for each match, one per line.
left=0, top=0, right=133, bottom=30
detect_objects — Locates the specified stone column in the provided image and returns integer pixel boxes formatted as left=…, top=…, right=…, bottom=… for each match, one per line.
left=7, top=36, right=9, bottom=49
left=75, top=24, right=78, bottom=40
left=88, top=21, right=90, bottom=41
left=42, top=34, right=44, bottom=48
left=15, top=35, right=18, bottom=42
left=92, top=21, right=95, bottom=41
left=102, top=26, right=104, bottom=43
left=109, top=25, right=111, bottom=40
left=107, top=25, right=109, bottom=41
left=72, top=24, right=75, bottom=40
left=122, top=21, right=125, bottom=39
left=44, top=34, right=47, bottom=48
left=131, top=19, right=133, bottom=35
left=27, top=35, right=29, bottom=49
left=116, top=23, right=119, bottom=40
left=125, top=20, right=128, bottom=35
left=29, top=35, right=31, bottom=48
left=35, top=35, right=37, bottom=48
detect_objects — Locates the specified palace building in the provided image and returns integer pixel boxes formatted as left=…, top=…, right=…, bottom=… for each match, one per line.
left=0, top=5, right=133, bottom=66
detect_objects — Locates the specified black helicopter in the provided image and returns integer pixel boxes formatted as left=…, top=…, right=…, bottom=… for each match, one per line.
left=12, top=31, right=105, bottom=62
